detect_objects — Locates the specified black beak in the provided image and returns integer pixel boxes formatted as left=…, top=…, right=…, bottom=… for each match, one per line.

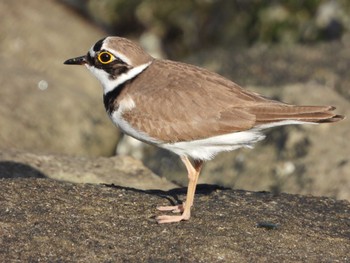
left=64, top=55, right=87, bottom=65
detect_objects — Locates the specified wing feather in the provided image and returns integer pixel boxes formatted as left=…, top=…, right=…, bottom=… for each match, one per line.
left=120, top=59, right=343, bottom=143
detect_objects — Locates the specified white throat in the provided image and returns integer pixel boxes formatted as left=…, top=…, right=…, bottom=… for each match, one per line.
left=86, top=61, right=152, bottom=95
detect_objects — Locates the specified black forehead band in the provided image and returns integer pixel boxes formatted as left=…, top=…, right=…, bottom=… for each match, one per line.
left=86, top=52, right=94, bottom=65
left=93, top=37, right=106, bottom=52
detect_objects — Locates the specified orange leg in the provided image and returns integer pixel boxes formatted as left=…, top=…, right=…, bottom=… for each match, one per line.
left=156, top=156, right=203, bottom=223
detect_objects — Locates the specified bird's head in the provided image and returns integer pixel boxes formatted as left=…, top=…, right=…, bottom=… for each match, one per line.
left=64, top=36, right=153, bottom=94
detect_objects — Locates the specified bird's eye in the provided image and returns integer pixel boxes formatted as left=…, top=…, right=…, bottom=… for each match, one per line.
left=97, top=51, right=114, bottom=64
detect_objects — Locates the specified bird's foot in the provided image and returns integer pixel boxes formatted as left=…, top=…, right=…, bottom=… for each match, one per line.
left=156, top=203, right=184, bottom=213
left=156, top=213, right=190, bottom=224
left=156, top=203, right=190, bottom=223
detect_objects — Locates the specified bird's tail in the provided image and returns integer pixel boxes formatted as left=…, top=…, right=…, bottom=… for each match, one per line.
left=251, top=105, right=344, bottom=125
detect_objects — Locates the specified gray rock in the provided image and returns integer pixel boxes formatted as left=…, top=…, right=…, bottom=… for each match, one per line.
left=0, top=0, right=119, bottom=157
left=0, top=149, right=177, bottom=191
left=0, top=178, right=349, bottom=262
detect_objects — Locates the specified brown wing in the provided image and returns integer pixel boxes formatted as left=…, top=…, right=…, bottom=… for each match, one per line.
left=121, top=59, right=343, bottom=143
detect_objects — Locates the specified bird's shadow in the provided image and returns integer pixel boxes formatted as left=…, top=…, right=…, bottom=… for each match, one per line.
left=0, top=161, right=47, bottom=179
left=103, top=183, right=228, bottom=206
left=0, top=160, right=226, bottom=206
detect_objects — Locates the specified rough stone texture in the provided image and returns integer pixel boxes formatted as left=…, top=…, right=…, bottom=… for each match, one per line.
left=189, top=41, right=350, bottom=102
left=0, top=149, right=177, bottom=191
left=0, top=178, right=349, bottom=262
left=0, top=0, right=119, bottom=157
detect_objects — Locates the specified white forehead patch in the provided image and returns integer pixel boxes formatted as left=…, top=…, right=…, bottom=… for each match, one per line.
left=89, top=47, right=96, bottom=58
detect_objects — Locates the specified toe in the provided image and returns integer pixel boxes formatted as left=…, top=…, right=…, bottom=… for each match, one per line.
left=156, top=204, right=184, bottom=213
left=156, top=215, right=187, bottom=224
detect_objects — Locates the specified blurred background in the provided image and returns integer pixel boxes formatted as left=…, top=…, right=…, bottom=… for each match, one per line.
left=0, top=0, right=349, bottom=200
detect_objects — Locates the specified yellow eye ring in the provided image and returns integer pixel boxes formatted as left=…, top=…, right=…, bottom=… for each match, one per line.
left=97, top=51, right=114, bottom=64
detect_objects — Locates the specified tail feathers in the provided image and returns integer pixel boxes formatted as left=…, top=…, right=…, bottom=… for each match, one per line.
left=251, top=105, right=345, bottom=125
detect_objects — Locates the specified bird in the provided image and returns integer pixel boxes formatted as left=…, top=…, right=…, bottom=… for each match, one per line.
left=64, top=36, right=344, bottom=223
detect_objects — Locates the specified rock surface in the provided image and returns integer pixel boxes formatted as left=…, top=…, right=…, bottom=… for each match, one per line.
left=0, top=178, right=349, bottom=262
left=0, top=0, right=118, bottom=157
left=0, top=149, right=177, bottom=191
